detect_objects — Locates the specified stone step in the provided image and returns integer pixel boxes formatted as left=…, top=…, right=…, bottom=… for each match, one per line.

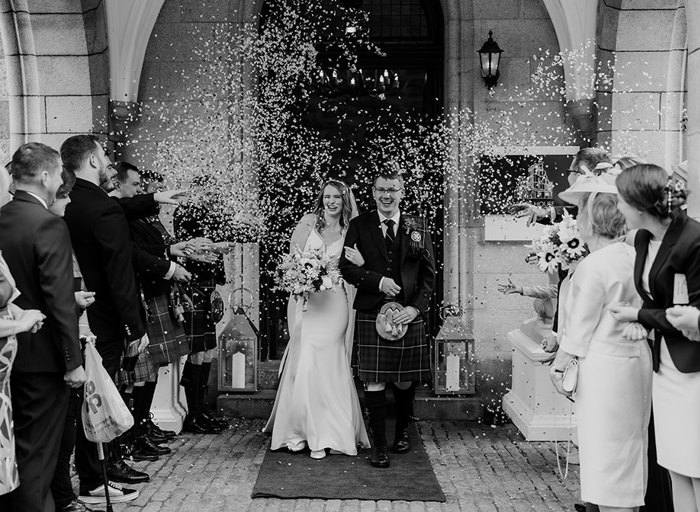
left=217, top=387, right=483, bottom=421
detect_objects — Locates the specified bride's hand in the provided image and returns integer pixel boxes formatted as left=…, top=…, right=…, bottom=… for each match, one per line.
left=344, top=244, right=365, bottom=266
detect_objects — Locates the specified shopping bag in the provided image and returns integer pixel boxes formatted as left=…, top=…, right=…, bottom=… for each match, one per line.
left=82, top=339, right=134, bottom=443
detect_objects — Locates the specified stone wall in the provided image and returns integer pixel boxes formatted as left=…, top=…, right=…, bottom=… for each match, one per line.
left=597, top=0, right=687, bottom=167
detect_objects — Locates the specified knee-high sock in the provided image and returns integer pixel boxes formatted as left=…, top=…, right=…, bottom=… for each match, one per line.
left=182, top=362, right=202, bottom=418
left=199, top=362, right=212, bottom=412
left=363, top=390, right=387, bottom=446
left=132, top=380, right=158, bottom=426
left=393, top=384, right=415, bottom=434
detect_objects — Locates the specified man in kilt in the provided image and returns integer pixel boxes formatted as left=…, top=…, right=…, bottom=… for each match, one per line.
left=339, top=171, right=435, bottom=468
left=111, top=162, right=194, bottom=457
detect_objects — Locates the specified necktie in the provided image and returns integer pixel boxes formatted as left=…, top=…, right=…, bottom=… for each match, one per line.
left=384, top=219, right=395, bottom=250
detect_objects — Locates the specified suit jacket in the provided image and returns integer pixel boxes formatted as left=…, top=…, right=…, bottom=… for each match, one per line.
left=633, top=212, right=700, bottom=373
left=0, top=191, right=81, bottom=372
left=63, top=178, right=145, bottom=343
left=129, top=216, right=174, bottom=299
left=115, top=195, right=171, bottom=282
left=339, top=210, right=435, bottom=314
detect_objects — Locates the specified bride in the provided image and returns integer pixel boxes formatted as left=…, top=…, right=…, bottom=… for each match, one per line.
left=264, top=179, right=370, bottom=459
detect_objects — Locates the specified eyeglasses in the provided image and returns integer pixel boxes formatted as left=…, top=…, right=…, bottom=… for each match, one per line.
left=374, top=187, right=403, bottom=195
left=566, top=168, right=585, bottom=175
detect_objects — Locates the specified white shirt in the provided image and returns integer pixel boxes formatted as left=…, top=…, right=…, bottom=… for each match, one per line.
left=377, top=210, right=401, bottom=292
left=25, top=191, right=49, bottom=210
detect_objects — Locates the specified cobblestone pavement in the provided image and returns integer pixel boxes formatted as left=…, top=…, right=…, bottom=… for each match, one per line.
left=99, top=419, right=580, bottom=512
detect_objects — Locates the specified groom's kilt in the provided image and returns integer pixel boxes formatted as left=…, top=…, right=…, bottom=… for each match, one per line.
left=356, top=311, right=431, bottom=383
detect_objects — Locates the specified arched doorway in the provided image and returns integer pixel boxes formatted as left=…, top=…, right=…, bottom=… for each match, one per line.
left=258, top=0, right=445, bottom=361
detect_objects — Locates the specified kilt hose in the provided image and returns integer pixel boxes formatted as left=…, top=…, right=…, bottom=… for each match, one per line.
left=117, top=293, right=185, bottom=385
left=182, top=278, right=219, bottom=354
left=356, top=311, right=431, bottom=383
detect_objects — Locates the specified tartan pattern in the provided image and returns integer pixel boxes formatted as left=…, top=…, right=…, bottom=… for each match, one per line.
left=145, top=293, right=188, bottom=366
left=117, top=349, right=158, bottom=386
left=181, top=278, right=218, bottom=353
left=356, top=311, right=431, bottom=383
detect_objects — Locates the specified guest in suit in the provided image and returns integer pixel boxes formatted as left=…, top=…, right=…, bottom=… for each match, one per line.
left=0, top=161, right=47, bottom=500
left=550, top=175, right=651, bottom=512
left=61, top=135, right=145, bottom=505
left=0, top=142, right=85, bottom=512
left=610, top=163, right=700, bottom=512
left=339, top=171, right=435, bottom=468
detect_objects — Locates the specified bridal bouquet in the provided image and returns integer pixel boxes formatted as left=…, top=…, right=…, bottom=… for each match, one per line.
left=276, top=249, right=343, bottom=309
left=528, top=212, right=588, bottom=274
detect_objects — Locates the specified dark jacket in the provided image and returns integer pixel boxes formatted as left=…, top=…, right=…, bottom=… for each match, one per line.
left=0, top=190, right=82, bottom=372
left=339, top=211, right=435, bottom=314
left=633, top=212, right=700, bottom=373
left=64, top=178, right=145, bottom=343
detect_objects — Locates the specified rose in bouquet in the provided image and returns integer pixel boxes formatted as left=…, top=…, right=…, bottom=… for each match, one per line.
left=275, top=249, right=343, bottom=309
left=527, top=211, right=588, bottom=274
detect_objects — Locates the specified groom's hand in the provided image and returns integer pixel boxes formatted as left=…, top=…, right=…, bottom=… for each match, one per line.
left=394, top=306, right=418, bottom=325
left=380, top=278, right=401, bottom=297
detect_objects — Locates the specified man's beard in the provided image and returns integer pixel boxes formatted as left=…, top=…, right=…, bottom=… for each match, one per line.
left=99, top=169, right=115, bottom=192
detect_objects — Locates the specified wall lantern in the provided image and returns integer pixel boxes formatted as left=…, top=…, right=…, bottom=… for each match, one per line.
left=218, top=289, right=258, bottom=393
left=477, top=31, right=503, bottom=89
left=433, top=307, right=475, bottom=396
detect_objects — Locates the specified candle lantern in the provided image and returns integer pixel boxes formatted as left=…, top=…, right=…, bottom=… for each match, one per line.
left=433, top=307, right=475, bottom=396
left=218, top=288, right=258, bottom=393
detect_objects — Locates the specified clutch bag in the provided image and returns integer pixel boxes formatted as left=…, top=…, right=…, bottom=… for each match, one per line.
left=561, top=358, right=579, bottom=394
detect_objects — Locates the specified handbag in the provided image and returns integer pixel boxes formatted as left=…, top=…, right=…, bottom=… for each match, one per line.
left=561, top=358, right=579, bottom=394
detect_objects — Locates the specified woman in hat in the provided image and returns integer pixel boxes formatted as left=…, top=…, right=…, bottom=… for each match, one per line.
left=551, top=174, right=652, bottom=512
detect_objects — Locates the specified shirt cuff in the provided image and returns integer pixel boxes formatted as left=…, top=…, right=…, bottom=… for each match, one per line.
left=379, top=277, right=385, bottom=292
left=164, top=262, right=177, bottom=280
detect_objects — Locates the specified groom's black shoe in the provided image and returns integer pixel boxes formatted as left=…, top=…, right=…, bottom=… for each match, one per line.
left=370, top=442, right=390, bottom=468
left=391, top=428, right=410, bottom=454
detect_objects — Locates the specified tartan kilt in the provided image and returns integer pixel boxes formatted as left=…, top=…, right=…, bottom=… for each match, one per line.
left=181, top=278, right=219, bottom=354
left=356, top=311, right=431, bottom=383
left=144, top=293, right=186, bottom=353
left=116, top=349, right=158, bottom=386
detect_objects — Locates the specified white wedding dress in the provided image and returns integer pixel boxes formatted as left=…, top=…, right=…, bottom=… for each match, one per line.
left=264, top=229, right=370, bottom=454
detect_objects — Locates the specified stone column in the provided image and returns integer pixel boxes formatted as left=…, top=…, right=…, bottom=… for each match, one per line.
left=686, top=1, right=700, bottom=217
left=109, top=100, right=141, bottom=158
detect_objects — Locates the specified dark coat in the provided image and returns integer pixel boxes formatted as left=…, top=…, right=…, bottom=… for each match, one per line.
left=633, top=212, right=700, bottom=373
left=64, top=178, right=145, bottom=343
left=339, top=210, right=435, bottom=314
left=129, top=215, right=174, bottom=299
left=0, top=190, right=81, bottom=372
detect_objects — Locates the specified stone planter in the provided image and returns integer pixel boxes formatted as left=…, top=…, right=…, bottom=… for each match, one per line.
left=502, top=317, right=576, bottom=442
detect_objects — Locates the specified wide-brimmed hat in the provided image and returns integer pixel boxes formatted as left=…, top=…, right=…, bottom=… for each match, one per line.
left=558, top=172, right=618, bottom=205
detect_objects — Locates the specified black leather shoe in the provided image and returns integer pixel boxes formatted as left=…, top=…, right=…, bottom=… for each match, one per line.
left=369, top=444, right=390, bottom=468
left=132, top=433, right=171, bottom=456
left=195, top=414, right=223, bottom=434
left=182, top=416, right=220, bottom=434
left=201, top=410, right=229, bottom=429
left=59, top=498, right=105, bottom=511
left=106, top=459, right=150, bottom=484
left=146, top=429, right=169, bottom=445
left=146, top=415, right=176, bottom=440
left=391, top=428, right=411, bottom=454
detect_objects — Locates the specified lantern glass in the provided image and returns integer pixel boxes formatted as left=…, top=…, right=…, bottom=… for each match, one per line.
left=434, top=338, right=475, bottom=395
left=218, top=315, right=258, bottom=392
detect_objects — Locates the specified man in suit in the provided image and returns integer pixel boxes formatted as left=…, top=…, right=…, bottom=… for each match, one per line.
left=61, top=135, right=147, bottom=505
left=339, top=171, right=435, bottom=468
left=0, top=142, right=85, bottom=511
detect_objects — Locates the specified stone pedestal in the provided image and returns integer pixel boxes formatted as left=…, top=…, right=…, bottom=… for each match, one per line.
left=502, top=318, right=576, bottom=442
left=151, top=358, right=187, bottom=433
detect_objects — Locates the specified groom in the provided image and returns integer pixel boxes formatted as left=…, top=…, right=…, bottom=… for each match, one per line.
left=340, top=171, right=435, bottom=468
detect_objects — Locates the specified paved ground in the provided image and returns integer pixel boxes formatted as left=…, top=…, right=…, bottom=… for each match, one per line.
left=94, top=419, right=581, bottom=512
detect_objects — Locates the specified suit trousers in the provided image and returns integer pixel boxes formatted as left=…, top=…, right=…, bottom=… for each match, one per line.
left=51, top=386, right=83, bottom=508
left=75, top=337, right=123, bottom=491
left=5, top=372, right=69, bottom=512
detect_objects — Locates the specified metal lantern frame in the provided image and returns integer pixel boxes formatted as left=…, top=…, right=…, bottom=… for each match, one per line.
left=433, top=306, right=475, bottom=396
left=477, top=30, right=503, bottom=89
left=218, top=287, right=259, bottom=393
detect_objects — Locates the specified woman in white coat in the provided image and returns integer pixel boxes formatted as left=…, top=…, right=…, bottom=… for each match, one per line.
left=551, top=175, right=652, bottom=512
